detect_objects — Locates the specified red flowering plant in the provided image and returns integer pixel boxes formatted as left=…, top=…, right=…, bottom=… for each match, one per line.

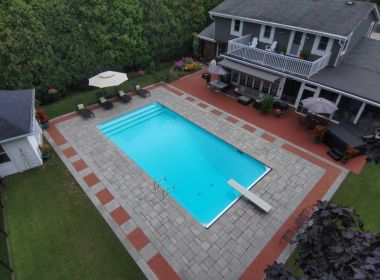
left=342, top=146, right=359, bottom=163
left=312, top=125, right=327, bottom=142
left=35, top=108, right=49, bottom=125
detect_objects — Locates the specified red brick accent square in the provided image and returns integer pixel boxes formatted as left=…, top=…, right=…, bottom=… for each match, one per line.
left=261, top=133, right=276, bottom=142
left=148, top=253, right=181, bottom=280
left=172, top=90, right=184, bottom=96
left=72, top=159, right=87, bottom=172
left=185, top=96, right=195, bottom=102
left=47, top=126, right=67, bottom=146
left=63, top=147, right=77, bottom=158
left=127, top=227, right=150, bottom=251
left=198, top=102, right=208, bottom=109
left=242, top=124, right=256, bottom=133
left=83, top=173, right=100, bottom=187
left=95, top=189, right=114, bottom=205
left=211, top=109, right=222, bottom=116
left=226, top=116, right=239, bottom=124
left=110, top=207, right=130, bottom=225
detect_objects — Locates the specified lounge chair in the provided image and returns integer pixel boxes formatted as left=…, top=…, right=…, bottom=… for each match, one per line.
left=249, top=37, right=258, bottom=48
left=134, top=84, right=151, bottom=98
left=118, top=90, right=131, bottom=103
left=96, top=94, right=113, bottom=110
left=75, top=101, right=95, bottom=120
left=265, top=41, right=277, bottom=52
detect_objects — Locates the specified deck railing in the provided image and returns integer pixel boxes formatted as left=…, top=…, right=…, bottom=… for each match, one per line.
left=227, top=34, right=331, bottom=77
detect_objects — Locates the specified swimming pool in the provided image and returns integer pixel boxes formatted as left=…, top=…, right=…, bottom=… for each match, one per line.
left=98, top=102, right=270, bottom=228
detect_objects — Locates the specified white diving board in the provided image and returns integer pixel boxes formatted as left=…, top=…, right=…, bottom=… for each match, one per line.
left=227, top=179, right=272, bottom=213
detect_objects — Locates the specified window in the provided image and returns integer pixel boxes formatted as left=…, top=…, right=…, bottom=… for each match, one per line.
left=231, top=71, right=239, bottom=83
left=253, top=79, right=262, bottom=90
left=269, top=81, right=279, bottom=96
left=234, top=20, right=241, bottom=33
left=317, top=36, right=329, bottom=51
left=230, top=19, right=243, bottom=36
left=260, top=25, right=275, bottom=44
left=239, top=73, right=247, bottom=86
left=246, top=76, right=253, bottom=88
left=0, top=145, right=11, bottom=164
left=261, top=81, right=271, bottom=94
left=263, top=26, right=272, bottom=38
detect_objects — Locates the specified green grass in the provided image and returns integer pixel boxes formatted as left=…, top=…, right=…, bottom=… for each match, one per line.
left=43, top=67, right=174, bottom=119
left=331, top=163, right=380, bottom=232
left=286, top=163, right=380, bottom=273
left=4, top=151, right=146, bottom=280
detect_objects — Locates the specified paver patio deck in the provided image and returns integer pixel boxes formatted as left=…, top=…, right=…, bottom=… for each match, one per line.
left=171, top=71, right=367, bottom=174
left=44, top=85, right=347, bottom=280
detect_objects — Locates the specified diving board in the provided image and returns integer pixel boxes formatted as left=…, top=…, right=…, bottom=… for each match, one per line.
left=227, top=179, right=272, bottom=213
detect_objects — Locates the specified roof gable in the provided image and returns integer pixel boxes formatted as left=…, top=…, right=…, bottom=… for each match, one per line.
left=0, top=89, right=35, bottom=142
left=211, top=0, right=378, bottom=37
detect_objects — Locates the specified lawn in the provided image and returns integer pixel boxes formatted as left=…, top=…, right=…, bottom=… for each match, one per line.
left=3, top=151, right=146, bottom=280
left=43, top=66, right=175, bottom=119
left=286, top=162, right=380, bottom=274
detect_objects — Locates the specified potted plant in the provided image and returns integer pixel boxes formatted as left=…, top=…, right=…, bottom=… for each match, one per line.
left=39, top=143, right=51, bottom=161
left=260, top=95, right=274, bottom=115
left=341, top=146, right=359, bottom=163
left=313, top=125, right=327, bottom=143
left=279, top=47, right=286, bottom=55
left=299, top=50, right=310, bottom=60
left=35, top=108, right=50, bottom=129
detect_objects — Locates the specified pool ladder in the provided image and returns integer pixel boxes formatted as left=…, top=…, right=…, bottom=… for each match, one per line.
left=153, top=177, right=175, bottom=199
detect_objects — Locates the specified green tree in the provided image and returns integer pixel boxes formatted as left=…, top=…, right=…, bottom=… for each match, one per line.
left=0, top=0, right=54, bottom=90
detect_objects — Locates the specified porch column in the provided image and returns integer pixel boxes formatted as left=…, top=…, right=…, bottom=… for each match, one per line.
left=294, top=82, right=305, bottom=108
left=276, top=77, right=287, bottom=98
left=353, top=102, right=366, bottom=124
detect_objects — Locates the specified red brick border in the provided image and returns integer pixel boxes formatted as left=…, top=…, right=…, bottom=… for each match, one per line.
left=148, top=253, right=181, bottom=280
left=127, top=227, right=150, bottom=251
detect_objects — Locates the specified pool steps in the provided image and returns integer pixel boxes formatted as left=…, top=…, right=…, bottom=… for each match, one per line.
left=100, top=104, right=164, bottom=136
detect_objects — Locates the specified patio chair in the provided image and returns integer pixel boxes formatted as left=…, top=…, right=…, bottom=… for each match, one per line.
left=75, top=100, right=95, bottom=120
left=99, top=97, right=113, bottom=110
left=134, top=84, right=151, bottom=98
left=249, top=37, right=258, bottom=48
left=117, top=90, right=132, bottom=103
left=265, top=41, right=277, bottom=52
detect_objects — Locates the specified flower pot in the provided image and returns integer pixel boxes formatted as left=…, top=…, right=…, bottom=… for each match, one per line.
left=41, top=121, right=50, bottom=129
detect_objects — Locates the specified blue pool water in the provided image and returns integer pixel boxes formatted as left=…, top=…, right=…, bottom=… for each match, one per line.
left=98, top=102, right=270, bottom=227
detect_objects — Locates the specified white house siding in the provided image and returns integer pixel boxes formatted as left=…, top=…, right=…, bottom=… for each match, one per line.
left=0, top=136, right=43, bottom=177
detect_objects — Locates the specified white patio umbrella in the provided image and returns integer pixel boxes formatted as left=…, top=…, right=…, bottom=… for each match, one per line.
left=208, top=59, right=228, bottom=75
left=89, top=71, right=128, bottom=88
left=301, top=97, right=338, bottom=114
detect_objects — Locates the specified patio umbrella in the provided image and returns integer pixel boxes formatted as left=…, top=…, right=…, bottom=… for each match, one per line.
left=301, top=97, right=338, bottom=114
left=89, top=71, right=128, bottom=89
left=208, top=59, right=228, bottom=75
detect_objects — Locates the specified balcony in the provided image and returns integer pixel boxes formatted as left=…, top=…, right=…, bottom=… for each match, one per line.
left=226, top=34, right=331, bottom=78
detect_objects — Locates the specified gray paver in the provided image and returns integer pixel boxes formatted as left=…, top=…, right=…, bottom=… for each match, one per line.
left=54, top=87, right=328, bottom=280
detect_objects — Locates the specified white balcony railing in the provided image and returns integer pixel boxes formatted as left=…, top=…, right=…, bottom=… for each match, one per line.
left=226, top=34, right=331, bottom=77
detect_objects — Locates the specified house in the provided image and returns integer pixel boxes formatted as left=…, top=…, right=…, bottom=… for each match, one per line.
left=198, top=0, right=380, bottom=132
left=0, top=89, right=43, bottom=177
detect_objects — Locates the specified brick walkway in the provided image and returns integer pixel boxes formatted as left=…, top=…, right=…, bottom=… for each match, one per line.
left=44, top=84, right=347, bottom=280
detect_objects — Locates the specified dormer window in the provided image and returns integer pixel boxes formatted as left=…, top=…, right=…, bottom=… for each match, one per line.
left=259, top=25, right=275, bottom=44
left=230, top=19, right=243, bottom=36
left=317, top=36, right=329, bottom=51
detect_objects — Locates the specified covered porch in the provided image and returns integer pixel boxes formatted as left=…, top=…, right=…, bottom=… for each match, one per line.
left=171, top=70, right=368, bottom=174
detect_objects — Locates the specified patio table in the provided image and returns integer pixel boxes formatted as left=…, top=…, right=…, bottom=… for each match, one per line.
left=208, top=80, right=228, bottom=94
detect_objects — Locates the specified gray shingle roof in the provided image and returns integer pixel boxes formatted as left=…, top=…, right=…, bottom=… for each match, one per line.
left=211, top=0, right=378, bottom=37
left=197, top=22, right=216, bottom=42
left=310, top=38, right=380, bottom=105
left=0, top=89, right=35, bottom=142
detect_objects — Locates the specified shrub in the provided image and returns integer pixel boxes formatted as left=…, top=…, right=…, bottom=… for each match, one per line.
left=260, top=96, right=274, bottom=114
left=313, top=125, right=327, bottom=142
